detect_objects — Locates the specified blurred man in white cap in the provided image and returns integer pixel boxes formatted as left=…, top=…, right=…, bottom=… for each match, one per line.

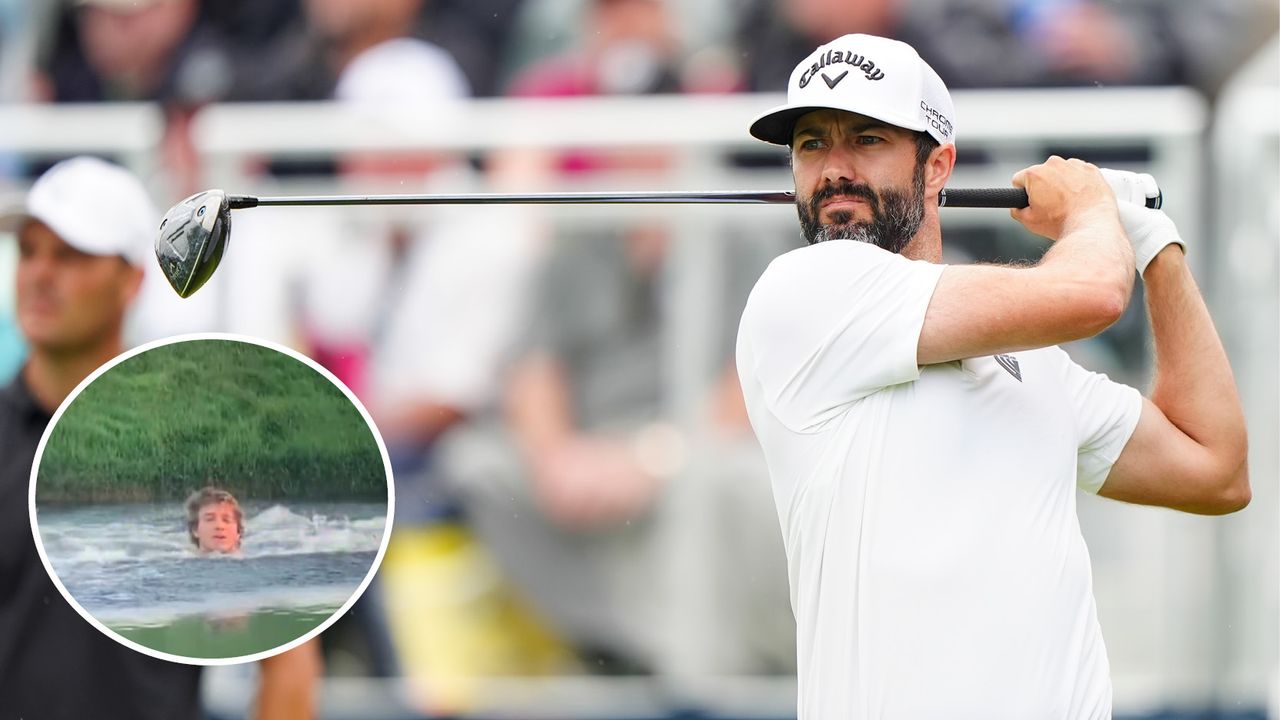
left=0, top=157, right=147, bottom=405
left=0, top=157, right=320, bottom=719
left=736, top=33, right=1249, bottom=718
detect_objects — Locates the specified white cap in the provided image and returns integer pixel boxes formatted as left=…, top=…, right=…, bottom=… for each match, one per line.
left=0, top=156, right=156, bottom=266
left=334, top=38, right=471, bottom=105
left=749, top=34, right=956, bottom=147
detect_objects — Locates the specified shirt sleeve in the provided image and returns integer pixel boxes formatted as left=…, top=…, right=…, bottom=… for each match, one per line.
left=738, top=240, right=945, bottom=432
left=1057, top=350, right=1144, bottom=494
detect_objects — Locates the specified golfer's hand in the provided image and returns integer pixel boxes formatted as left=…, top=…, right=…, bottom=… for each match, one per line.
left=1097, top=168, right=1186, bottom=277
left=1010, top=156, right=1118, bottom=240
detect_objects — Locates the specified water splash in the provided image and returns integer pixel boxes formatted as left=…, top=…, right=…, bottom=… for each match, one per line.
left=39, top=500, right=385, bottom=622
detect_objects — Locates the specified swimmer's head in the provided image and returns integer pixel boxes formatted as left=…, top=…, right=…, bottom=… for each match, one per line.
left=185, top=486, right=243, bottom=554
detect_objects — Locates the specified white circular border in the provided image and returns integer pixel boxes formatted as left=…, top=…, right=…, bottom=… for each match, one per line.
left=27, top=331, right=396, bottom=666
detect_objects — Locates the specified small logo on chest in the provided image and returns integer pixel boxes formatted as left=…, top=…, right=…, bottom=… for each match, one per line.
left=994, top=354, right=1022, bottom=382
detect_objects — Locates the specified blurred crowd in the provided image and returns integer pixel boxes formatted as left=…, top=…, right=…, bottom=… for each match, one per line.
left=5, top=0, right=1274, bottom=205
left=1, top=0, right=1277, bottom=715
left=10, top=0, right=1274, bottom=107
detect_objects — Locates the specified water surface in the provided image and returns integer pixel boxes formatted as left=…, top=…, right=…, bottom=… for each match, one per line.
left=39, top=500, right=385, bottom=658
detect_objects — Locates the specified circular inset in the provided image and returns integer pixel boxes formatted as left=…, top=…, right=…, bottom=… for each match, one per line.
left=29, top=333, right=393, bottom=665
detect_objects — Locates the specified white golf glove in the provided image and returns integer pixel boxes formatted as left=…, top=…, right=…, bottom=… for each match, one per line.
left=1116, top=202, right=1186, bottom=276
left=1099, top=168, right=1185, bottom=277
left=1099, top=167, right=1160, bottom=208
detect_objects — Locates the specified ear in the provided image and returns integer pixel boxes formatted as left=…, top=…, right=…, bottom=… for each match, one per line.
left=123, top=264, right=144, bottom=304
left=110, top=262, right=144, bottom=314
left=925, top=143, right=957, bottom=197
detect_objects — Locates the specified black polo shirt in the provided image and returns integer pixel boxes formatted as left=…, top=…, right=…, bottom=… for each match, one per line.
left=0, top=370, right=202, bottom=720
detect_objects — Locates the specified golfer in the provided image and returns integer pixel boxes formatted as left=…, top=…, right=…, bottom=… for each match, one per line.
left=736, top=34, right=1249, bottom=718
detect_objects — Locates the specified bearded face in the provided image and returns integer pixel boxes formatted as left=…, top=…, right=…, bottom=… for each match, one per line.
left=796, top=163, right=927, bottom=253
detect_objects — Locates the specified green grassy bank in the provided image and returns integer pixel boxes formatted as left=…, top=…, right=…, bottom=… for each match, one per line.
left=37, top=339, right=386, bottom=503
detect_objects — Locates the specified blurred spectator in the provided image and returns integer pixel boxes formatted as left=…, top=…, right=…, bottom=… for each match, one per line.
left=233, top=0, right=429, bottom=101
left=171, top=0, right=476, bottom=410
left=934, top=0, right=1255, bottom=90
left=736, top=0, right=1260, bottom=93
left=217, top=30, right=547, bottom=696
left=225, top=8, right=499, bottom=461
left=232, top=0, right=504, bottom=102
left=34, top=0, right=231, bottom=104
left=736, top=0, right=933, bottom=92
left=228, top=0, right=524, bottom=101
left=33, top=0, right=238, bottom=195
left=192, top=0, right=301, bottom=98
left=418, top=0, right=527, bottom=97
left=30, top=0, right=527, bottom=102
left=1151, top=0, right=1277, bottom=96
left=197, top=0, right=299, bottom=54
left=509, top=0, right=682, bottom=98
left=501, top=0, right=743, bottom=97
left=441, top=215, right=794, bottom=675
left=506, top=0, right=740, bottom=99
left=0, top=155, right=320, bottom=720
left=433, top=0, right=793, bottom=677
left=500, top=0, right=732, bottom=179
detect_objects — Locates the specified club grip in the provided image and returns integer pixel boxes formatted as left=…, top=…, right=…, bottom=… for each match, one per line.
left=939, top=186, right=1163, bottom=210
left=939, top=187, right=1029, bottom=209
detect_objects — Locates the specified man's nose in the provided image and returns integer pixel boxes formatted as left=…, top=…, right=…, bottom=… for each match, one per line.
left=820, top=142, right=859, bottom=186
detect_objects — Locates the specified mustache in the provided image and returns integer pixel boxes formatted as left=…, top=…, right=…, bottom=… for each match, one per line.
left=810, top=180, right=879, bottom=208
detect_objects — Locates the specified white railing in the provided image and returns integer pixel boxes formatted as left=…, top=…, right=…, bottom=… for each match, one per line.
left=0, top=102, right=163, bottom=173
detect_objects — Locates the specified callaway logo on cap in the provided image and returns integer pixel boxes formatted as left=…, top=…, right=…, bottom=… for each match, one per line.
left=749, top=33, right=956, bottom=147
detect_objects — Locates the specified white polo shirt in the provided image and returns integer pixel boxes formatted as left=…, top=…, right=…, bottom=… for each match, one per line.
left=736, top=240, right=1142, bottom=719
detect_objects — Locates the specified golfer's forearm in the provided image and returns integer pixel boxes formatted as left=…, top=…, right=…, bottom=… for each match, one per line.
left=1144, top=248, right=1248, bottom=473
left=920, top=217, right=1134, bottom=366
left=1012, top=214, right=1135, bottom=344
left=1040, top=211, right=1136, bottom=313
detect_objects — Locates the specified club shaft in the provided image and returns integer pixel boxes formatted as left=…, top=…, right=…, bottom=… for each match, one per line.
left=226, top=188, right=1033, bottom=210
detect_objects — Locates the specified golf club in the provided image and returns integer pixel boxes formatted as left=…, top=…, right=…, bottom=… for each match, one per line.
left=155, top=185, right=1162, bottom=299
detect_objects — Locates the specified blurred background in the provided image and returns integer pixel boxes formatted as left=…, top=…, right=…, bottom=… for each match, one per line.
left=0, top=0, right=1276, bottom=718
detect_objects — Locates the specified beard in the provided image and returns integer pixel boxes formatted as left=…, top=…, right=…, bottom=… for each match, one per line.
left=796, top=166, right=927, bottom=253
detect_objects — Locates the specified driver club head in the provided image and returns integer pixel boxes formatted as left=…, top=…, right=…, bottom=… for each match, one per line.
left=155, top=189, right=231, bottom=298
